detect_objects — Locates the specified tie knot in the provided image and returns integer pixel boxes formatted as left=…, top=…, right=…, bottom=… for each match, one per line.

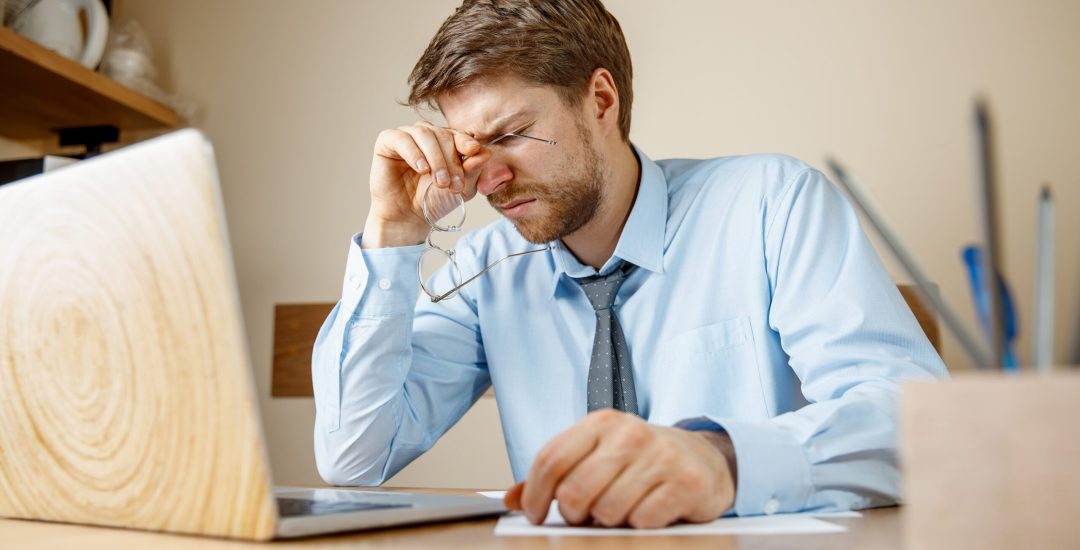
left=576, top=262, right=635, bottom=311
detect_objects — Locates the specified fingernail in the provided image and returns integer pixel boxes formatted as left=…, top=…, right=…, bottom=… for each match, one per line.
left=436, top=169, right=449, bottom=186
left=465, top=138, right=480, bottom=151
left=452, top=175, right=463, bottom=192
left=416, top=159, right=429, bottom=172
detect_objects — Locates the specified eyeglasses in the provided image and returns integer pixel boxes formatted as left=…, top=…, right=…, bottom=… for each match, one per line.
left=418, top=125, right=557, bottom=303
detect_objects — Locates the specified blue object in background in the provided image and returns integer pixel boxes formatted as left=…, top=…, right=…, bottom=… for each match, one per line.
left=961, top=246, right=1019, bottom=371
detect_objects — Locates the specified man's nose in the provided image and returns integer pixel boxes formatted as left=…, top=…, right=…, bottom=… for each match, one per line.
left=476, top=161, right=513, bottom=196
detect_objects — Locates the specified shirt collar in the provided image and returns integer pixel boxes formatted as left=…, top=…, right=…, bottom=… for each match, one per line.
left=547, top=144, right=668, bottom=297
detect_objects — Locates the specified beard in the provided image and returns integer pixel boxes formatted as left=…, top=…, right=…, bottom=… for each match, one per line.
left=486, top=122, right=607, bottom=244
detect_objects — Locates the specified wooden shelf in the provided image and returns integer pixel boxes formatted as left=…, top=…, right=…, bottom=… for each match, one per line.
left=0, top=26, right=178, bottom=140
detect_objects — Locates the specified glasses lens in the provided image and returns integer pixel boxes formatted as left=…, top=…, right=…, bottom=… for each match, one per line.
left=419, top=246, right=463, bottom=299
left=423, top=182, right=466, bottom=231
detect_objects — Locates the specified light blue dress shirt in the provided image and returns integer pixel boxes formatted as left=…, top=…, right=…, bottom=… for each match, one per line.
left=312, top=147, right=948, bottom=516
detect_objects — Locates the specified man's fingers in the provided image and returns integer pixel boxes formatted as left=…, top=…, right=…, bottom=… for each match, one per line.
left=453, top=130, right=482, bottom=159
left=399, top=124, right=455, bottom=190
left=417, top=122, right=467, bottom=192
left=520, top=421, right=604, bottom=524
left=626, top=482, right=685, bottom=530
left=374, top=128, right=430, bottom=174
left=459, top=148, right=491, bottom=201
left=553, top=443, right=632, bottom=525
left=588, top=443, right=667, bottom=527
left=435, top=126, right=466, bottom=192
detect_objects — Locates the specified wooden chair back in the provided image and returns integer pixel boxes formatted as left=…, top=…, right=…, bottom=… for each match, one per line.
left=271, top=284, right=941, bottom=397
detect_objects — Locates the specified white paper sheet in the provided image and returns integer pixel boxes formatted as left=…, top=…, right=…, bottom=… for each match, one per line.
left=479, top=493, right=855, bottom=536
left=478, top=490, right=860, bottom=519
left=494, top=509, right=847, bottom=536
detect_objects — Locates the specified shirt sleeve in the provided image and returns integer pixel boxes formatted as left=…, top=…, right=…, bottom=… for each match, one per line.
left=682, top=167, right=948, bottom=516
left=311, top=234, right=490, bottom=486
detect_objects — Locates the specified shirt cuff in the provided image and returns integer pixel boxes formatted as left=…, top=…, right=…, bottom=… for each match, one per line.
left=675, top=416, right=812, bottom=516
left=341, top=233, right=425, bottom=317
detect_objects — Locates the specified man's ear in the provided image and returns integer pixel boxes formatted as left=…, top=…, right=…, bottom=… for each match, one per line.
left=585, top=67, right=620, bottom=137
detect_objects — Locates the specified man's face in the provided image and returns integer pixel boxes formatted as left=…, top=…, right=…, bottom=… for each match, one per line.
left=439, top=77, right=608, bottom=244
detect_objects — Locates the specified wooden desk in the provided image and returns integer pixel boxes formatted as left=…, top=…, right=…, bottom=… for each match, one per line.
left=0, top=487, right=900, bottom=549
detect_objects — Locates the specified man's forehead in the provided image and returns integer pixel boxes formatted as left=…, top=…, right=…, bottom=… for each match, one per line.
left=443, top=105, right=533, bottom=140
left=438, top=78, right=549, bottom=136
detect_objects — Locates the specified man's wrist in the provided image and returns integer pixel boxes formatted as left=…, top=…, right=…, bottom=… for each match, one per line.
left=696, top=430, right=738, bottom=491
left=361, top=216, right=427, bottom=249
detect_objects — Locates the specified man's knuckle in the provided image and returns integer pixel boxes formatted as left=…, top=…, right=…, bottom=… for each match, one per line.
left=652, top=441, right=676, bottom=461
left=627, top=510, right=657, bottom=530
left=533, top=450, right=564, bottom=479
left=617, top=423, right=653, bottom=449
left=554, top=482, right=583, bottom=508
left=410, top=124, right=433, bottom=138
left=632, top=491, right=680, bottom=529
left=533, top=448, right=554, bottom=470
left=557, top=501, right=585, bottom=525
left=663, top=488, right=685, bottom=512
left=590, top=408, right=622, bottom=425
left=670, top=468, right=698, bottom=491
left=592, top=505, right=619, bottom=527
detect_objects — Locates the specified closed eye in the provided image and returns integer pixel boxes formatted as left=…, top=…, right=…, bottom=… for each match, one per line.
left=486, top=122, right=537, bottom=147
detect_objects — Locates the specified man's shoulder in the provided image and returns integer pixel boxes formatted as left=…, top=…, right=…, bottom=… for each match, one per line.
left=658, top=152, right=819, bottom=202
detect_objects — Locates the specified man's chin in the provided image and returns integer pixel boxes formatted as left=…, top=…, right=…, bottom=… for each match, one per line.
left=507, top=218, right=561, bottom=244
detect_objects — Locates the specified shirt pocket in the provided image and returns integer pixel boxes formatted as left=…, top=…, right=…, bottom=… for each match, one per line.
left=649, top=316, right=768, bottom=424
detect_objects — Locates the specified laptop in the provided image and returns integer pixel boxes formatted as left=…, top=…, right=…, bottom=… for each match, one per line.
left=0, top=129, right=506, bottom=540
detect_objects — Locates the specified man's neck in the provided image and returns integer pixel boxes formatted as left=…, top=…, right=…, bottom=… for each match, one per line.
left=561, top=141, right=641, bottom=270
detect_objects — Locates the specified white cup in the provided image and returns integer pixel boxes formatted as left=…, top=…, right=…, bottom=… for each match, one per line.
left=11, top=0, right=109, bottom=68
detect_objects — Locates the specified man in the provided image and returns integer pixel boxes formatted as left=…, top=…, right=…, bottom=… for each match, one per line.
left=312, top=0, right=947, bottom=529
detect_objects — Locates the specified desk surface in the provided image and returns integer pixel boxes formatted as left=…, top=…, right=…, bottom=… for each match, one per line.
left=0, top=488, right=901, bottom=549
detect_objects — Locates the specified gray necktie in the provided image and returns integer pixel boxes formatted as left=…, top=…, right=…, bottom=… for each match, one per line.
left=576, top=262, right=638, bottom=415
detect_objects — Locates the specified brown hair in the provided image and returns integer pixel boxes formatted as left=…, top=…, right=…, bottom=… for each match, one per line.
left=408, top=0, right=633, bottom=141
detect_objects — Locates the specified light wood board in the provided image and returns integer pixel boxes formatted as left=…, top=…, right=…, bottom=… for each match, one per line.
left=901, top=373, right=1080, bottom=550
left=0, top=26, right=177, bottom=139
left=0, top=130, right=276, bottom=540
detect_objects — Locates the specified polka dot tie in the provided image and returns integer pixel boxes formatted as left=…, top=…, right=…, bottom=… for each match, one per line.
left=575, top=261, right=639, bottom=415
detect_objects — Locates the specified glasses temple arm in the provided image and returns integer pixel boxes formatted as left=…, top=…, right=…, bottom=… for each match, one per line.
left=428, top=246, right=553, bottom=303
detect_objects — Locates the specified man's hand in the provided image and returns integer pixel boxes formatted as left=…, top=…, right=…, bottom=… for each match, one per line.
left=363, top=121, right=491, bottom=248
left=503, top=410, right=737, bottom=529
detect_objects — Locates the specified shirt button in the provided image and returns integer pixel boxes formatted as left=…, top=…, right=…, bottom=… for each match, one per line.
left=378, top=278, right=392, bottom=290
left=763, top=499, right=780, bottom=515
left=347, top=275, right=360, bottom=288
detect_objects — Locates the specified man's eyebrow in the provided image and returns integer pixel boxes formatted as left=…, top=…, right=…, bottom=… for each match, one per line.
left=469, top=110, right=533, bottom=143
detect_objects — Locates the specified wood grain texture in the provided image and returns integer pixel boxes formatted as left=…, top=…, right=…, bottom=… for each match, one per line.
left=0, top=130, right=276, bottom=540
left=0, top=26, right=178, bottom=139
left=273, top=303, right=334, bottom=397
left=273, top=286, right=941, bottom=398
left=272, top=302, right=496, bottom=399
left=897, top=284, right=942, bottom=354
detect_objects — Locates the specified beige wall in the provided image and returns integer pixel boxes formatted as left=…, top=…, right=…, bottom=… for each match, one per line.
left=107, top=0, right=1080, bottom=488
